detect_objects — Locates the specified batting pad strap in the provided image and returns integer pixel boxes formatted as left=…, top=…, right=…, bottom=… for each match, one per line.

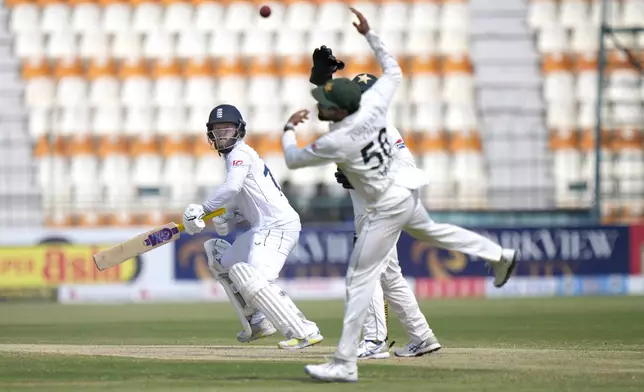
left=229, top=263, right=309, bottom=339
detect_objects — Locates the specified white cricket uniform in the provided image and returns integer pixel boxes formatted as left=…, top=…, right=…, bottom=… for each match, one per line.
left=350, top=126, right=434, bottom=344
left=203, top=141, right=317, bottom=331
left=282, top=30, right=504, bottom=362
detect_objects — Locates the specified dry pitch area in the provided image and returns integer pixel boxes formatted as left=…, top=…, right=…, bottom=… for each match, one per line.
left=0, top=298, right=643, bottom=391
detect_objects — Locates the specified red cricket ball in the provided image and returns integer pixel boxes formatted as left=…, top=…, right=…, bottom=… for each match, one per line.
left=259, top=5, right=271, bottom=18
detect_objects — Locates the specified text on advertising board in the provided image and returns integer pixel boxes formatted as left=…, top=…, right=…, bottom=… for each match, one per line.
left=0, top=245, right=139, bottom=288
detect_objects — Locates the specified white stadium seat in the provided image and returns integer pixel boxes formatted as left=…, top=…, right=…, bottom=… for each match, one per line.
left=316, top=2, right=348, bottom=31
left=155, top=106, right=187, bottom=136
left=546, top=101, right=577, bottom=130
left=111, top=31, right=142, bottom=60
left=284, top=1, right=317, bottom=31
left=184, top=76, right=215, bottom=107
left=307, top=30, right=340, bottom=53
left=537, top=26, right=569, bottom=54
left=89, top=76, right=120, bottom=108
left=439, top=31, right=469, bottom=57
left=123, top=106, right=154, bottom=137
left=56, top=106, right=91, bottom=138
left=163, top=1, right=194, bottom=33
left=544, top=71, right=575, bottom=103
left=132, top=1, right=163, bottom=33
left=56, top=75, right=87, bottom=108
left=440, top=1, right=470, bottom=33
left=103, top=2, right=132, bottom=34
left=92, top=106, right=123, bottom=136
left=411, top=103, right=442, bottom=133
left=121, top=77, right=152, bottom=108
left=46, top=30, right=77, bottom=60
left=445, top=105, right=477, bottom=131
left=339, top=29, right=373, bottom=57
left=143, top=30, right=175, bottom=60
left=224, top=1, right=255, bottom=31
left=241, top=30, right=274, bottom=57
left=443, top=74, right=475, bottom=105
left=248, top=104, right=283, bottom=135
left=194, top=2, right=224, bottom=32
left=14, top=31, right=45, bottom=60
left=187, top=105, right=212, bottom=135
left=195, top=155, right=226, bottom=187
left=560, top=0, right=589, bottom=30
left=29, top=108, right=51, bottom=139
left=409, top=1, right=439, bottom=31
left=379, top=1, right=408, bottom=32
left=275, top=31, right=306, bottom=57
left=10, top=2, right=39, bottom=34
left=405, top=31, right=437, bottom=56
left=70, top=2, right=101, bottom=33
left=623, top=0, right=644, bottom=27
left=25, top=77, right=55, bottom=109
left=528, top=0, right=558, bottom=30
left=153, top=77, right=184, bottom=108
left=571, top=23, right=599, bottom=53
left=79, top=31, right=109, bottom=60
left=41, top=2, right=70, bottom=34
left=208, top=31, right=241, bottom=58
left=176, top=30, right=208, bottom=59
left=165, top=154, right=196, bottom=208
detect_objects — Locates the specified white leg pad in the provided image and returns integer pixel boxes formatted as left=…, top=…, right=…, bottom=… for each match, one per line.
left=229, top=262, right=309, bottom=339
left=204, top=239, right=253, bottom=335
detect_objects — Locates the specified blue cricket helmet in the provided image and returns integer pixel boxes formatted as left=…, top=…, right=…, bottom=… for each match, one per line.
left=206, top=104, right=247, bottom=153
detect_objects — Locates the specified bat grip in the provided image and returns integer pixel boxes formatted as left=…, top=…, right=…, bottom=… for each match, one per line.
left=177, top=208, right=226, bottom=232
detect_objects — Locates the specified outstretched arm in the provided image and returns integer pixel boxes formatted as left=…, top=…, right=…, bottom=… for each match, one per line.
left=281, top=110, right=345, bottom=169
left=352, top=7, right=402, bottom=109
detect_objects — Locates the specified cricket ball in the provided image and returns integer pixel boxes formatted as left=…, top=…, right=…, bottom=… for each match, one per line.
left=259, top=5, right=271, bottom=18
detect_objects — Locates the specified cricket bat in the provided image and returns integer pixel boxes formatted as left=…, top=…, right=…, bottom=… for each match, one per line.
left=93, top=209, right=226, bottom=271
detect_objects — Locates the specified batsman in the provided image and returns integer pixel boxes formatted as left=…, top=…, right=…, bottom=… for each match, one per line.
left=307, top=44, right=441, bottom=359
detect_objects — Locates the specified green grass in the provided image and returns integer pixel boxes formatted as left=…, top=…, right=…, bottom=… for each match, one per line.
left=1, top=297, right=643, bottom=391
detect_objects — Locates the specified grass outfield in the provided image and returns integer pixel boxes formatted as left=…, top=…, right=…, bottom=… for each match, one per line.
left=0, top=297, right=643, bottom=391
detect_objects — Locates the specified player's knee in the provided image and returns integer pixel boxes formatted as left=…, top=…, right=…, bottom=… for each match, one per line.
left=204, top=238, right=232, bottom=274
left=228, top=262, right=269, bottom=301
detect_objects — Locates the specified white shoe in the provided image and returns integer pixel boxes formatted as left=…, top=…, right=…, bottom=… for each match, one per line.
left=357, top=340, right=390, bottom=360
left=394, top=336, right=441, bottom=357
left=491, top=249, right=519, bottom=288
left=278, top=331, right=324, bottom=349
left=304, top=360, right=358, bottom=383
left=236, top=318, right=277, bottom=343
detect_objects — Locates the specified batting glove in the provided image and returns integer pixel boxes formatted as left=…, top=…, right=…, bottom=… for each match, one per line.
left=212, top=215, right=231, bottom=236
left=334, top=167, right=354, bottom=190
left=309, top=45, right=345, bottom=86
left=182, top=204, right=206, bottom=235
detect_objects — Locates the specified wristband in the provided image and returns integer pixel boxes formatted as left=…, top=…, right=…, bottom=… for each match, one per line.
left=283, top=123, right=295, bottom=132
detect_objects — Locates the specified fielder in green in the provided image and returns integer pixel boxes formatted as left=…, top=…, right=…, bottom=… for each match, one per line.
left=308, top=45, right=441, bottom=359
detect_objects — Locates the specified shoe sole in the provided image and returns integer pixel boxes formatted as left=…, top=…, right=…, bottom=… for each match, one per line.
left=304, top=367, right=358, bottom=383
left=358, top=351, right=390, bottom=360
left=494, top=251, right=519, bottom=288
left=237, top=329, right=278, bottom=343
left=278, top=336, right=324, bottom=350
left=395, top=343, right=442, bottom=358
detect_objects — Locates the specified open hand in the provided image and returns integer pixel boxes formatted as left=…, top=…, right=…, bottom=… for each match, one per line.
left=287, top=109, right=310, bottom=127
left=350, top=7, right=370, bottom=35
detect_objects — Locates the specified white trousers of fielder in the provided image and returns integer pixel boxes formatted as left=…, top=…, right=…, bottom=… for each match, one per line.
left=336, top=193, right=503, bottom=362
left=355, top=215, right=434, bottom=344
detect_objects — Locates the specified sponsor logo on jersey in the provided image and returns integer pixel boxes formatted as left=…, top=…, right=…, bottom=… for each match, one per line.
left=232, top=160, right=244, bottom=166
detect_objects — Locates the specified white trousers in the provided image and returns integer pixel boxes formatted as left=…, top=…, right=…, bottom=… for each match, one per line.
left=221, top=228, right=318, bottom=333
left=355, top=216, right=433, bottom=344
left=336, top=192, right=503, bottom=362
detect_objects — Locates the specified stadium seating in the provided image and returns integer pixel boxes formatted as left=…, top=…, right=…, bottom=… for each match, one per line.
left=3, top=0, right=642, bottom=225
left=530, top=0, right=644, bottom=221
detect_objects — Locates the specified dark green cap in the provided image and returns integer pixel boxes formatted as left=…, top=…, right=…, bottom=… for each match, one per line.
left=311, top=78, right=362, bottom=113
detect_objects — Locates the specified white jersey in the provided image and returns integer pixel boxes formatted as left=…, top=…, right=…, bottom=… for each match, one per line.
left=349, top=124, right=417, bottom=215
left=203, top=141, right=301, bottom=231
left=281, top=30, right=427, bottom=211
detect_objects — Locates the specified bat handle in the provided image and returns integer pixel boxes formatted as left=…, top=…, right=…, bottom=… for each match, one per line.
left=177, top=208, right=226, bottom=232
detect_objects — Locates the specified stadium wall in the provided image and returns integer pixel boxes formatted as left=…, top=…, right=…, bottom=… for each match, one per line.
left=1, top=224, right=643, bottom=303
